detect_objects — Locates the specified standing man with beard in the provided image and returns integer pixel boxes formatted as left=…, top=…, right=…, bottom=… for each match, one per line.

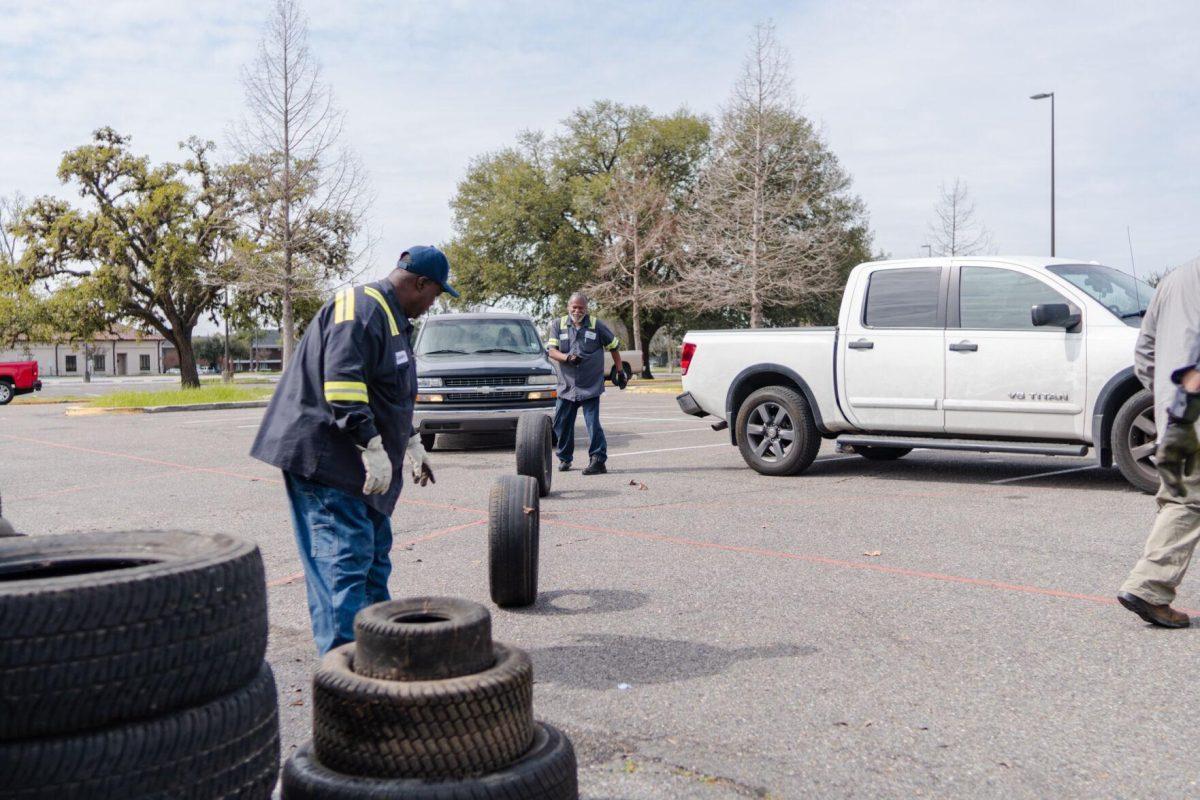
left=545, top=292, right=625, bottom=475
left=251, top=247, right=457, bottom=654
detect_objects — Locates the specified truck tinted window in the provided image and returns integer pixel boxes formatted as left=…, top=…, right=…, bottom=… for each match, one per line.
left=960, top=267, right=1067, bottom=330
left=863, top=268, right=942, bottom=328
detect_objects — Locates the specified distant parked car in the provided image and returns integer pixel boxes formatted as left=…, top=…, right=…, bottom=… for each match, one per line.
left=0, top=360, right=42, bottom=405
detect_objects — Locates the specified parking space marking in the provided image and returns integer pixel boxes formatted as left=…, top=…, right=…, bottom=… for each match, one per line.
left=990, top=465, right=1101, bottom=485
left=542, top=517, right=1197, bottom=614
left=609, top=443, right=730, bottom=459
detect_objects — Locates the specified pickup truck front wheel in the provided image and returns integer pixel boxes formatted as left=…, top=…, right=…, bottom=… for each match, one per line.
left=735, top=386, right=821, bottom=476
left=0, top=380, right=13, bottom=405
left=1112, top=389, right=1159, bottom=494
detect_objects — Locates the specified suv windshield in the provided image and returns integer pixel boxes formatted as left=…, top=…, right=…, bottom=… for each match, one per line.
left=1047, top=263, right=1154, bottom=326
left=416, top=318, right=544, bottom=356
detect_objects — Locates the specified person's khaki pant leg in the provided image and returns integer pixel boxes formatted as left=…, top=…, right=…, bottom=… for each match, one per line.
left=1121, top=471, right=1200, bottom=605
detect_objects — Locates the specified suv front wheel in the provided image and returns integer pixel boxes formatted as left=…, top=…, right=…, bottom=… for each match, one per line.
left=735, top=386, right=821, bottom=476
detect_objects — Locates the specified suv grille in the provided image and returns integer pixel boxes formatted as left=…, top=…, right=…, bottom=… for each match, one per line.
left=443, top=375, right=528, bottom=387
left=446, top=390, right=528, bottom=402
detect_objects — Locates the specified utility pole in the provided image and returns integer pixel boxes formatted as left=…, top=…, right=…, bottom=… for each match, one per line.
left=223, top=286, right=233, bottom=383
left=1030, top=92, right=1056, bottom=256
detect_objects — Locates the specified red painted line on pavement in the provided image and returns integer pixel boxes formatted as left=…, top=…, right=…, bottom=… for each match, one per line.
left=541, top=518, right=1193, bottom=614
left=265, top=519, right=487, bottom=589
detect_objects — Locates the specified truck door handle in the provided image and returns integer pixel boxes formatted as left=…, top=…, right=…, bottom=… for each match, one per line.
left=949, top=341, right=978, bottom=352
left=848, top=339, right=874, bottom=350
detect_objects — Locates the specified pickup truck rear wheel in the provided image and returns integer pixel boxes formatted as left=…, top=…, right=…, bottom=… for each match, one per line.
left=735, top=386, right=821, bottom=476
left=0, top=380, right=13, bottom=405
left=1112, top=389, right=1159, bottom=494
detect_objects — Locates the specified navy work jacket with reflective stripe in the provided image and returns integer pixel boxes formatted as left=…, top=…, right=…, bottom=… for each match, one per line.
left=250, top=280, right=416, bottom=516
left=545, top=314, right=618, bottom=402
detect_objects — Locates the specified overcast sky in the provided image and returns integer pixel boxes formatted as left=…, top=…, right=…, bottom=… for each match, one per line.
left=3, top=0, right=1198, bottom=303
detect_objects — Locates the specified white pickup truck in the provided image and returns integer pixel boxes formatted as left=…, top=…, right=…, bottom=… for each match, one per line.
left=677, top=257, right=1159, bottom=492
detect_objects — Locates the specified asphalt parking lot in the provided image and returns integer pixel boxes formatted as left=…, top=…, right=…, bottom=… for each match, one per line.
left=1, top=389, right=1196, bottom=799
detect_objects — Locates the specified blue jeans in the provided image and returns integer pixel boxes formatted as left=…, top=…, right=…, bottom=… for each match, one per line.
left=553, top=397, right=606, bottom=465
left=284, top=472, right=393, bottom=655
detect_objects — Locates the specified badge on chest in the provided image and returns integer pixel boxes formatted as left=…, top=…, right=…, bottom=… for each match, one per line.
left=584, top=330, right=597, bottom=341
left=395, top=350, right=409, bottom=367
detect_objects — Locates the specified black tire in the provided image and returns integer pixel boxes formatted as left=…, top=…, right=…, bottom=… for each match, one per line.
left=420, top=433, right=436, bottom=452
left=1112, top=389, right=1159, bottom=494
left=856, top=446, right=912, bottom=461
left=621, top=362, right=632, bottom=381
left=516, top=413, right=553, bottom=498
left=312, top=643, right=534, bottom=780
left=0, top=662, right=280, bottom=800
left=283, top=723, right=577, bottom=800
left=353, top=597, right=494, bottom=682
left=488, top=476, right=539, bottom=608
left=734, top=386, right=821, bottom=477
left=0, top=530, right=268, bottom=740
left=0, top=380, right=13, bottom=405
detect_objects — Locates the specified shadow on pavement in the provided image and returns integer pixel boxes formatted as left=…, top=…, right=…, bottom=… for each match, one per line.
left=526, top=633, right=816, bottom=689
left=505, top=588, right=650, bottom=617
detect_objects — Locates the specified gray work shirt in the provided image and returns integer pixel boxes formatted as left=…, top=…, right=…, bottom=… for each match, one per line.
left=1134, top=261, right=1200, bottom=435
left=545, top=314, right=619, bottom=402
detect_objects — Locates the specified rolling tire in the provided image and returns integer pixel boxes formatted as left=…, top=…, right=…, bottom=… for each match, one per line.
left=856, top=446, right=912, bottom=461
left=420, top=433, right=436, bottom=452
left=735, top=386, right=821, bottom=477
left=0, top=662, right=280, bottom=800
left=1112, top=389, right=1160, bottom=494
left=283, top=723, right=578, bottom=800
left=0, top=530, right=268, bottom=740
left=312, top=643, right=534, bottom=780
left=0, top=381, right=13, bottom=405
left=488, top=476, right=539, bottom=608
left=516, top=413, right=553, bottom=497
left=353, top=597, right=494, bottom=682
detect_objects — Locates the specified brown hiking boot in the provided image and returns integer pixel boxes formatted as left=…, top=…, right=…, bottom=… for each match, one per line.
left=1118, top=592, right=1191, bottom=628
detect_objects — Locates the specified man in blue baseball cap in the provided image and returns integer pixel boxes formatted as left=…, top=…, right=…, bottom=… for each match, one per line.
left=251, top=245, right=456, bottom=654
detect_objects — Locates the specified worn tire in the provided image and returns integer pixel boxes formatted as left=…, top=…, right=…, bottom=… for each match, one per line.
left=516, top=413, right=553, bottom=498
left=0, top=662, right=280, bottom=800
left=313, top=642, right=534, bottom=780
left=489, top=475, right=539, bottom=608
left=0, top=530, right=268, bottom=740
left=1112, top=389, right=1160, bottom=494
left=353, top=597, right=494, bottom=682
left=735, top=385, right=821, bottom=477
left=283, top=723, right=577, bottom=799
left=856, top=446, right=912, bottom=461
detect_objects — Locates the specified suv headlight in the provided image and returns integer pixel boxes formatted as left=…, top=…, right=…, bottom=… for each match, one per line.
left=527, top=374, right=557, bottom=385
left=417, top=377, right=443, bottom=388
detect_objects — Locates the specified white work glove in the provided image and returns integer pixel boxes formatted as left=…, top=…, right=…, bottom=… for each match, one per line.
left=406, top=433, right=436, bottom=487
left=357, top=435, right=392, bottom=495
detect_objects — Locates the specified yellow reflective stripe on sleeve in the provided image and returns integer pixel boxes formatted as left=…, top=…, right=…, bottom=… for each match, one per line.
left=546, top=338, right=560, bottom=347
left=363, top=287, right=400, bottom=336
left=606, top=338, right=620, bottom=351
left=324, top=380, right=369, bottom=403
left=333, top=288, right=356, bottom=324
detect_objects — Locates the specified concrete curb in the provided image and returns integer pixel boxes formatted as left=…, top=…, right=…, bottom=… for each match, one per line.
left=66, top=400, right=270, bottom=416
left=624, top=385, right=684, bottom=395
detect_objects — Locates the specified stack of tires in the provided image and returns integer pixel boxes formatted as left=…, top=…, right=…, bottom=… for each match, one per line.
left=0, top=530, right=280, bottom=799
left=282, top=597, right=577, bottom=799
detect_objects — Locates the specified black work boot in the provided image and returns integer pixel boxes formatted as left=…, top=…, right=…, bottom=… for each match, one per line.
left=582, top=458, right=607, bottom=475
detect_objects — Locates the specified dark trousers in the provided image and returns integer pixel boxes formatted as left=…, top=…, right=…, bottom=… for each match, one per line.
left=283, top=471, right=392, bottom=655
left=552, top=397, right=607, bottom=465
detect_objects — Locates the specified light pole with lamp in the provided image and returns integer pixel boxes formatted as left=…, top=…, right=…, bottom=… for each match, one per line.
left=1030, top=91, right=1055, bottom=256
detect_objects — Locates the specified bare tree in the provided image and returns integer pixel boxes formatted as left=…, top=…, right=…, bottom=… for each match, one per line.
left=588, top=159, right=677, bottom=367
left=927, top=178, right=991, bottom=256
left=233, top=0, right=372, bottom=368
left=679, top=22, right=862, bottom=328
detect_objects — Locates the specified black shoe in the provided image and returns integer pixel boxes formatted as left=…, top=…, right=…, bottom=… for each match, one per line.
left=558, top=461, right=572, bottom=472
left=582, top=459, right=607, bottom=475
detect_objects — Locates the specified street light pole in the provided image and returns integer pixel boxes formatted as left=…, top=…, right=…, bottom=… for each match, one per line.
left=921, top=244, right=932, bottom=257
left=1030, top=92, right=1055, bottom=256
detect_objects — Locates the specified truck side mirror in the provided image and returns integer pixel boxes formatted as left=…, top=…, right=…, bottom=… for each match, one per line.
left=1031, top=303, right=1081, bottom=330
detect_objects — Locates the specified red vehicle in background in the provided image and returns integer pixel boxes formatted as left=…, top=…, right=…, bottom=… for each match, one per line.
left=0, top=360, right=42, bottom=405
